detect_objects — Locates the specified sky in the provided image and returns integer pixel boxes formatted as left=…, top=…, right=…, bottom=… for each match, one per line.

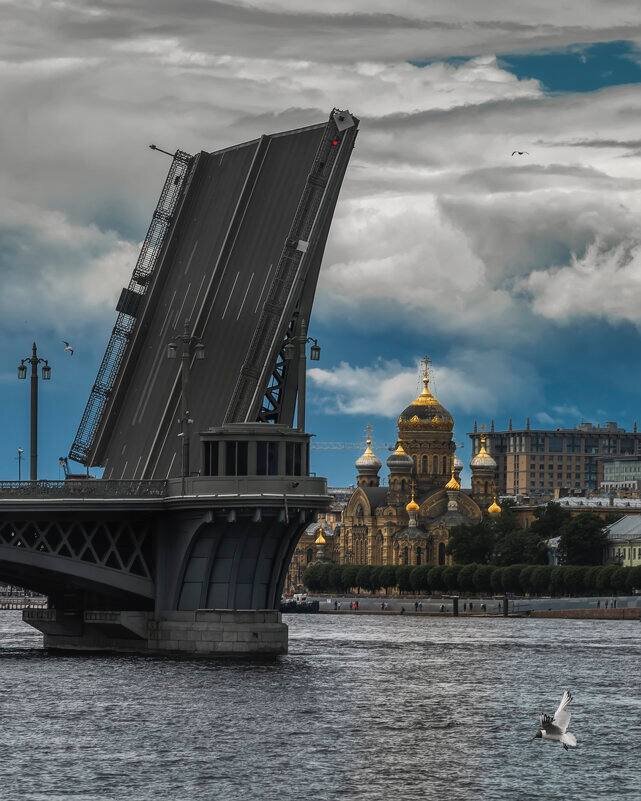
left=2, top=1, right=641, bottom=487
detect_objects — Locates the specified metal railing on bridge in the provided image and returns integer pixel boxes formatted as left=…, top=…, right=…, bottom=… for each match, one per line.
left=0, top=480, right=167, bottom=499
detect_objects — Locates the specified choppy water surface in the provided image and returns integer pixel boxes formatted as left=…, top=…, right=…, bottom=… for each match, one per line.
left=0, top=612, right=639, bottom=801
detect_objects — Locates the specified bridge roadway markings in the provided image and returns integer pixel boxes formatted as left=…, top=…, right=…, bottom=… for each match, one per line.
left=253, top=263, right=273, bottom=313
left=132, top=288, right=178, bottom=426
left=184, top=239, right=199, bottom=275
left=236, top=272, right=255, bottom=320
left=188, top=273, right=208, bottom=326
left=173, top=281, right=192, bottom=328
left=220, top=271, right=240, bottom=320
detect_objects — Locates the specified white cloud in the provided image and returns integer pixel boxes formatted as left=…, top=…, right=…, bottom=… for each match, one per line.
left=308, top=351, right=539, bottom=418
left=520, top=239, right=641, bottom=324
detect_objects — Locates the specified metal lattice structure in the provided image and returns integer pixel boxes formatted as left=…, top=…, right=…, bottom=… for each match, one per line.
left=257, top=320, right=295, bottom=423
left=69, top=150, right=194, bottom=465
left=0, top=519, right=154, bottom=579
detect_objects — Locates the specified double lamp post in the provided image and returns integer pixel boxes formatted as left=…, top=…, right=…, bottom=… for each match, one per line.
left=17, top=343, right=51, bottom=481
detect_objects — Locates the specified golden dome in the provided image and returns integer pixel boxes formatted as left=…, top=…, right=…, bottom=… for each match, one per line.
left=487, top=497, right=502, bottom=515
left=445, top=468, right=461, bottom=491
left=470, top=434, right=497, bottom=470
left=398, top=358, right=453, bottom=433
left=314, top=530, right=327, bottom=545
left=405, top=486, right=420, bottom=513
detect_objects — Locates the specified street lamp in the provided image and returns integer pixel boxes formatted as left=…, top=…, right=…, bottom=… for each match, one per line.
left=283, top=322, right=321, bottom=432
left=17, top=343, right=51, bottom=481
left=16, top=448, right=24, bottom=482
left=167, top=320, right=205, bottom=479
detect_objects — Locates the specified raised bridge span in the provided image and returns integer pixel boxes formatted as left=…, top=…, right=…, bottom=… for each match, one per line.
left=1, top=109, right=358, bottom=656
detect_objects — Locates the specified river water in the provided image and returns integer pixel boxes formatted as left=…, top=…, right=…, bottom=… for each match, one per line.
left=0, top=611, right=639, bottom=801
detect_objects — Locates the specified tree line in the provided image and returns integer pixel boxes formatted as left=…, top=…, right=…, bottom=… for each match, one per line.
left=303, top=561, right=641, bottom=597
left=302, top=502, right=632, bottom=596
left=447, top=502, right=611, bottom=566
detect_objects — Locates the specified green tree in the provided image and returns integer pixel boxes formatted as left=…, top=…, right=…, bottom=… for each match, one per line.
left=490, top=567, right=505, bottom=594
left=303, top=561, right=331, bottom=592
left=528, top=502, right=572, bottom=540
left=530, top=565, right=552, bottom=595
left=519, top=565, right=536, bottom=595
left=355, top=565, right=373, bottom=592
left=447, top=521, right=495, bottom=564
left=473, top=564, right=495, bottom=594
left=609, top=567, right=628, bottom=595
left=501, top=564, right=524, bottom=595
left=343, top=564, right=359, bottom=592
left=397, top=565, right=414, bottom=593
left=443, top=564, right=462, bottom=593
left=378, top=565, right=398, bottom=593
left=583, top=565, right=602, bottom=595
left=458, top=563, right=479, bottom=593
left=558, top=513, right=608, bottom=565
left=493, top=529, right=548, bottom=566
left=564, top=565, right=588, bottom=596
left=596, top=565, right=617, bottom=593
left=550, top=566, right=565, bottom=596
left=410, top=565, right=430, bottom=593
left=328, top=564, right=347, bottom=593
left=628, top=565, right=641, bottom=594
left=427, top=566, right=446, bottom=593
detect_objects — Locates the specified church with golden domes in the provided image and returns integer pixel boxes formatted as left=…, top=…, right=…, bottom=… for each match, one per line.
left=337, top=358, right=501, bottom=568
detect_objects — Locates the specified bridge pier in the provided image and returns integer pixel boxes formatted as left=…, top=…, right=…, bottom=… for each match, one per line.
left=24, top=608, right=287, bottom=656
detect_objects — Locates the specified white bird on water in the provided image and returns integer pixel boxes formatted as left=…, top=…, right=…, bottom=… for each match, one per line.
left=62, top=340, right=74, bottom=355
left=533, top=690, right=577, bottom=750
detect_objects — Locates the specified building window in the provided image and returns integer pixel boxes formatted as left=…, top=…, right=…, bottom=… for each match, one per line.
left=225, top=441, right=248, bottom=476
left=421, top=455, right=428, bottom=473
left=438, top=542, right=446, bottom=566
left=416, top=546, right=422, bottom=565
left=402, top=546, right=409, bottom=565
left=202, top=441, right=219, bottom=476
left=285, top=442, right=302, bottom=476
left=432, top=455, right=439, bottom=473
left=306, top=547, right=314, bottom=564
left=257, top=441, right=279, bottom=476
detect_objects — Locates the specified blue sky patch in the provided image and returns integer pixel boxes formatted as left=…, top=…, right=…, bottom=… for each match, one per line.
left=500, top=40, right=641, bottom=94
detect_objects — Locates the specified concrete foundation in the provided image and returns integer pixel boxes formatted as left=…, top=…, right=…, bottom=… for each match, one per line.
left=23, top=608, right=287, bottom=656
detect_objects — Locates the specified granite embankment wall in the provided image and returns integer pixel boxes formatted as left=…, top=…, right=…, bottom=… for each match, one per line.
left=529, top=607, right=640, bottom=620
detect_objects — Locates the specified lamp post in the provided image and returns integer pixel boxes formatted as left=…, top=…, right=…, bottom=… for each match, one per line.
left=283, top=319, right=321, bottom=433
left=167, top=320, right=205, bottom=480
left=17, top=343, right=51, bottom=481
left=16, top=448, right=24, bottom=482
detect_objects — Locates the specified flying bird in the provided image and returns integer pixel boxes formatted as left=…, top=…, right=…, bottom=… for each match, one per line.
left=533, top=690, right=577, bottom=750
left=511, top=150, right=530, bottom=156
left=62, top=340, right=74, bottom=355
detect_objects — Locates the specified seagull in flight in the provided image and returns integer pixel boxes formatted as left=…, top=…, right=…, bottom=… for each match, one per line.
left=62, top=340, right=74, bottom=356
left=511, top=150, right=530, bottom=156
left=533, top=690, right=577, bottom=750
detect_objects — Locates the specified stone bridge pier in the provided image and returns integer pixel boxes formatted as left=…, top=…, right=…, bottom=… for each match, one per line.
left=1, top=426, right=328, bottom=656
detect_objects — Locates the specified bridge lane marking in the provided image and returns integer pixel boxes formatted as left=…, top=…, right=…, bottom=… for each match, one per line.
left=221, top=271, right=240, bottom=320
left=188, top=272, right=207, bottom=325
left=253, top=263, right=272, bottom=313
left=133, top=289, right=177, bottom=425
left=173, top=281, right=192, bottom=328
left=184, top=240, right=199, bottom=275
left=236, top=272, right=254, bottom=320
left=120, top=460, right=128, bottom=479
left=132, top=456, right=143, bottom=480
left=165, top=451, right=177, bottom=479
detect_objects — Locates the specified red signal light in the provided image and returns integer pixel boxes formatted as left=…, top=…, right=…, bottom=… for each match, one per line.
left=330, top=138, right=340, bottom=148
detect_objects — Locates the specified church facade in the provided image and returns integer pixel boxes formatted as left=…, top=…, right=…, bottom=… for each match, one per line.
left=285, top=359, right=502, bottom=591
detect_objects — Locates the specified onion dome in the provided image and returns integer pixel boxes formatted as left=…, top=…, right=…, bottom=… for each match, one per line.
left=355, top=429, right=382, bottom=472
left=405, top=486, right=420, bottom=513
left=398, top=358, right=453, bottom=433
left=445, top=467, right=461, bottom=491
left=386, top=441, right=414, bottom=473
left=487, top=497, right=502, bottom=515
left=314, top=530, right=327, bottom=545
left=470, top=435, right=496, bottom=470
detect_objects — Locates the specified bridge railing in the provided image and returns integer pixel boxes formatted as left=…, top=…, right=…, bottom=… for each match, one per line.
left=0, top=480, right=167, bottom=499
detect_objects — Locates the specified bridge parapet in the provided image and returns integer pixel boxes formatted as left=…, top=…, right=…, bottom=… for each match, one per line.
left=0, top=479, right=167, bottom=499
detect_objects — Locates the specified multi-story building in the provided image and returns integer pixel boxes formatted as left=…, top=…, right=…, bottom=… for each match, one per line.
left=598, top=456, right=641, bottom=495
left=470, top=421, right=641, bottom=499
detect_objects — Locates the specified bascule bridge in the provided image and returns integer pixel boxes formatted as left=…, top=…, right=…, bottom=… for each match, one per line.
left=0, top=109, right=359, bottom=655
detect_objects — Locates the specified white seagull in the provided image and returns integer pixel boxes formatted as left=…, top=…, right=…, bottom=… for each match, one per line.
left=62, top=340, right=74, bottom=355
left=533, top=690, right=577, bottom=750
